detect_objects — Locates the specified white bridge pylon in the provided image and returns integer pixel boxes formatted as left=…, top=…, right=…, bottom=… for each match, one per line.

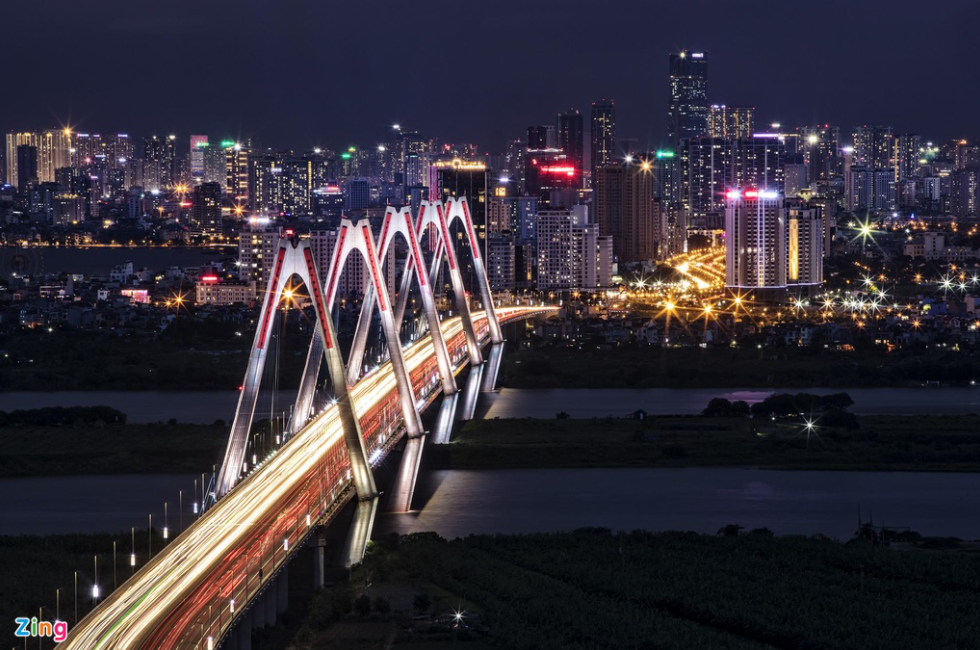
left=215, top=197, right=502, bottom=560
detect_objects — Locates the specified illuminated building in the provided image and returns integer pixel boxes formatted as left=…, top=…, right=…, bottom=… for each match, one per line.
left=105, top=134, right=133, bottom=171
left=590, top=100, right=616, bottom=187
left=725, top=189, right=787, bottom=290
left=5, top=130, right=71, bottom=188
left=487, top=233, right=515, bottom=292
left=237, top=230, right=281, bottom=290
left=195, top=278, right=256, bottom=306
left=224, top=141, right=250, bottom=202
left=895, top=134, right=921, bottom=183
left=557, top=109, right=584, bottom=187
left=191, top=181, right=223, bottom=233
left=143, top=135, right=177, bottom=191
left=190, top=136, right=208, bottom=183
left=653, top=149, right=681, bottom=203
left=707, top=105, right=754, bottom=140
left=846, top=167, right=895, bottom=213
left=431, top=159, right=489, bottom=262
left=852, top=125, right=894, bottom=169
left=786, top=198, right=824, bottom=288
left=800, top=126, right=842, bottom=183
left=524, top=151, right=579, bottom=198
left=667, top=50, right=708, bottom=142
left=950, top=168, right=979, bottom=217
left=594, top=163, right=655, bottom=262
left=526, top=125, right=555, bottom=150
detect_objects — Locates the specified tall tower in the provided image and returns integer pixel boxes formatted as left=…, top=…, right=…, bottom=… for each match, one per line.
left=725, top=189, right=787, bottom=290
left=667, top=50, right=708, bottom=143
left=590, top=100, right=616, bottom=185
left=556, top=109, right=584, bottom=186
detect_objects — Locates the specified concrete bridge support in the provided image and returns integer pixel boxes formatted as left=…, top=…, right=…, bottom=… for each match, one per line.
left=276, top=571, right=289, bottom=616
left=313, top=529, right=326, bottom=590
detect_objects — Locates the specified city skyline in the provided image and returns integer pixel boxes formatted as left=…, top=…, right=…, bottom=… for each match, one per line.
left=2, top=1, right=978, bottom=152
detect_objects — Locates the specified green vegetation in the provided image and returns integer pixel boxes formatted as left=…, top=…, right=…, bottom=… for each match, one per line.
left=0, top=422, right=227, bottom=477
left=0, top=319, right=308, bottom=390
left=266, top=531, right=980, bottom=650
left=0, top=529, right=163, bottom=648
left=434, top=414, right=980, bottom=472
left=501, top=345, right=980, bottom=388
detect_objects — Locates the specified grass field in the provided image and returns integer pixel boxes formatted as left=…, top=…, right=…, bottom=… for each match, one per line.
left=434, top=414, right=980, bottom=472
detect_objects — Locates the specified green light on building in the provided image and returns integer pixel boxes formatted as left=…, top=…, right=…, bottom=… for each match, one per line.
left=220, top=140, right=236, bottom=148
left=656, top=150, right=675, bottom=159
left=341, top=153, right=352, bottom=160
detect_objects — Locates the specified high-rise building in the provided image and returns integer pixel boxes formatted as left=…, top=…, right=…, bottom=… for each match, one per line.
left=191, top=181, right=223, bottom=233
left=896, top=133, right=922, bottom=182
left=787, top=199, right=824, bottom=288
left=707, top=105, right=755, bottom=140
left=5, top=130, right=71, bottom=188
left=224, top=142, right=250, bottom=202
left=556, top=109, right=584, bottom=187
left=950, top=169, right=979, bottom=217
left=846, top=167, right=895, bottom=213
left=590, top=100, right=616, bottom=185
left=527, top=126, right=550, bottom=151
left=431, top=160, right=490, bottom=267
left=16, top=145, right=38, bottom=190
left=725, top=189, right=786, bottom=290
left=800, top=126, right=842, bottom=183
left=344, top=178, right=370, bottom=211
left=190, top=136, right=208, bottom=183
left=667, top=50, right=708, bottom=142
left=852, top=125, right=894, bottom=169
left=595, top=163, right=656, bottom=262
left=524, top=151, right=580, bottom=199
left=536, top=206, right=604, bottom=291
left=487, top=233, right=515, bottom=292
left=143, top=135, right=178, bottom=190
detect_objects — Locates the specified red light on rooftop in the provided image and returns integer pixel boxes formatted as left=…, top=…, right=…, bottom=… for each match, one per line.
left=201, top=275, right=219, bottom=282
left=744, top=190, right=759, bottom=198
left=539, top=165, right=576, bottom=176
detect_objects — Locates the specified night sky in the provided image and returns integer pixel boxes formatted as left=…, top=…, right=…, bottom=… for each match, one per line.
left=4, top=0, right=979, bottom=152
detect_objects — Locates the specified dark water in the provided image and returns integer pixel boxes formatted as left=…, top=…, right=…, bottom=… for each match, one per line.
left=483, top=387, right=980, bottom=418
left=4, top=246, right=222, bottom=276
left=376, top=468, right=980, bottom=541
left=3, top=387, right=978, bottom=424
left=0, top=474, right=199, bottom=535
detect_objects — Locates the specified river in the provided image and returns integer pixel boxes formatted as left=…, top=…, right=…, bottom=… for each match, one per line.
left=0, top=474, right=199, bottom=535
left=375, top=468, right=980, bottom=541
left=5, top=468, right=978, bottom=539
left=2, top=386, right=971, bottom=424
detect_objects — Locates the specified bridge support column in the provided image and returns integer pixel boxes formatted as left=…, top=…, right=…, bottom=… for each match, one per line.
left=276, top=570, right=289, bottom=616
left=264, top=582, right=277, bottom=627
left=341, top=497, right=378, bottom=567
left=232, top=614, right=252, bottom=650
left=313, top=530, right=326, bottom=590
left=388, top=434, right=425, bottom=512
left=458, top=362, right=485, bottom=421
left=252, top=593, right=266, bottom=630
left=481, top=343, right=505, bottom=392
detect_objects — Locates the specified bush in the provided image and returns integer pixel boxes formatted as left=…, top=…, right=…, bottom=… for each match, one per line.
left=353, top=593, right=372, bottom=617
left=372, top=596, right=391, bottom=616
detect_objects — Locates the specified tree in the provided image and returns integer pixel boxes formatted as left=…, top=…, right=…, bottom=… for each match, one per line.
left=353, top=593, right=372, bottom=617
left=373, top=596, right=391, bottom=616
left=413, top=592, right=432, bottom=615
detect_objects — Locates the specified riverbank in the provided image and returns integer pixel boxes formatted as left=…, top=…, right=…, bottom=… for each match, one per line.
left=430, top=414, right=980, bottom=472
left=260, top=529, right=980, bottom=649
left=501, top=345, right=980, bottom=388
left=0, top=423, right=227, bottom=477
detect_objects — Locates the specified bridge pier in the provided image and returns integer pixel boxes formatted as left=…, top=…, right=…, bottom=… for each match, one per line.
left=229, top=613, right=251, bottom=650
left=276, top=570, right=289, bottom=616
left=264, top=581, right=277, bottom=627
left=313, top=529, right=326, bottom=590
left=252, top=592, right=266, bottom=629
left=388, top=433, right=426, bottom=512
left=458, top=362, right=485, bottom=421
left=481, top=343, right=505, bottom=392
left=342, top=497, right=378, bottom=567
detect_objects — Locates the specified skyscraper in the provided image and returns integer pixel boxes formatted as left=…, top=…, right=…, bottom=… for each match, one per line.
left=16, top=145, right=38, bottom=190
left=556, top=109, right=584, bottom=187
left=595, top=163, right=656, bottom=262
left=800, top=126, right=842, bottom=183
left=852, top=125, right=894, bottom=169
left=725, top=189, right=786, bottom=290
left=787, top=199, right=824, bottom=288
left=143, top=135, right=177, bottom=190
left=707, top=105, right=755, bottom=140
left=191, top=181, right=223, bottom=233
left=190, top=136, right=208, bottom=184
left=590, top=100, right=616, bottom=187
left=667, top=50, right=708, bottom=143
